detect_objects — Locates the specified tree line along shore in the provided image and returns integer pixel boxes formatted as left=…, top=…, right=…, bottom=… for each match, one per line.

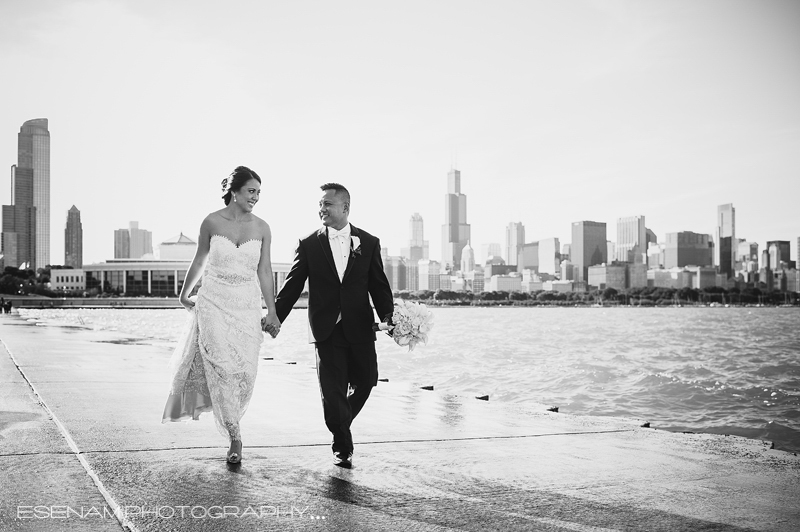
left=2, top=266, right=797, bottom=308
left=396, top=286, right=798, bottom=307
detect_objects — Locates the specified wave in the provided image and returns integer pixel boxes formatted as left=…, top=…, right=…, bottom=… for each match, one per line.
left=17, top=306, right=800, bottom=453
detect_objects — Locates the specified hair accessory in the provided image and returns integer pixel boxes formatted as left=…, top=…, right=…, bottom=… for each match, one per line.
left=221, top=175, right=234, bottom=197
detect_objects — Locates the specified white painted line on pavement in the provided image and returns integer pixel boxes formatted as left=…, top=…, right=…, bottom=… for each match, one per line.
left=2, top=338, right=141, bottom=532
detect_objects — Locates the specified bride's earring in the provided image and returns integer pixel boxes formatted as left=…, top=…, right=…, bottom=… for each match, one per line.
left=233, top=193, right=237, bottom=203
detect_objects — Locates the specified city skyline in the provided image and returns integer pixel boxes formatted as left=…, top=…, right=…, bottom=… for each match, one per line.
left=1, top=144, right=797, bottom=274
left=1, top=1, right=798, bottom=266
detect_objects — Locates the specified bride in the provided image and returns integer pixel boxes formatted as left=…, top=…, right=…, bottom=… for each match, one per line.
left=162, top=166, right=282, bottom=463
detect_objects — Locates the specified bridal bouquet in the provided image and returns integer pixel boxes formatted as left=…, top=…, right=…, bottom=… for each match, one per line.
left=385, top=300, right=434, bottom=352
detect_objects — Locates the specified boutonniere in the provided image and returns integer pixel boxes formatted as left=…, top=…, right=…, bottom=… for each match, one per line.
left=350, top=236, right=362, bottom=258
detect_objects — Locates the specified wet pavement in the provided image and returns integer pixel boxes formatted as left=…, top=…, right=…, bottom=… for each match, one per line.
left=1, top=313, right=798, bottom=531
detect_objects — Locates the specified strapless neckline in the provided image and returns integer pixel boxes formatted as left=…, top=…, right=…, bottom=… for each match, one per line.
left=211, top=234, right=262, bottom=249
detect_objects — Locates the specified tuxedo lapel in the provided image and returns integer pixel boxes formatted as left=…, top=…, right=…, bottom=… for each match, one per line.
left=342, top=225, right=360, bottom=282
left=316, top=228, right=339, bottom=280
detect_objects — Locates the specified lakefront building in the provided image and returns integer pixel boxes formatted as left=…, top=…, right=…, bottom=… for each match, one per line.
left=51, top=269, right=85, bottom=292
left=441, top=168, right=471, bottom=271
left=84, top=259, right=292, bottom=297
left=158, top=233, right=196, bottom=260
left=85, top=234, right=289, bottom=297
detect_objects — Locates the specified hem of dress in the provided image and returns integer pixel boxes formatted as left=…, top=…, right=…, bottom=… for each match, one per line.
left=162, top=391, right=213, bottom=423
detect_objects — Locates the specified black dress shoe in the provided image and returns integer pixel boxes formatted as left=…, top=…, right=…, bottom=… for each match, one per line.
left=333, top=451, right=352, bottom=469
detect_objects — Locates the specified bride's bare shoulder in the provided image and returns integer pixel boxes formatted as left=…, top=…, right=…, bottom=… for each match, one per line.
left=252, top=215, right=272, bottom=236
left=200, top=211, right=227, bottom=231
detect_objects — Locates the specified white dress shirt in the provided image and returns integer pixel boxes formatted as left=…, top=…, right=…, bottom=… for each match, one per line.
left=327, top=224, right=352, bottom=328
left=327, top=223, right=351, bottom=282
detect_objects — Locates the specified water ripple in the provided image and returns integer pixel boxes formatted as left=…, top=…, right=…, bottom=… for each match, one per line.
left=18, top=306, right=800, bottom=453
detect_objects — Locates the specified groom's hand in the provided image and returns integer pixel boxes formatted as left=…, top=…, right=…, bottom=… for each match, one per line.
left=382, top=314, right=395, bottom=337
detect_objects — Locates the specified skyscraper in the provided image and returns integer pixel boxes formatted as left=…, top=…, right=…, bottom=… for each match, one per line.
left=441, top=169, right=470, bottom=271
left=664, top=232, right=713, bottom=269
left=17, top=119, right=50, bottom=267
left=401, top=212, right=429, bottom=262
left=384, top=256, right=407, bottom=291
left=766, top=241, right=791, bottom=269
left=616, top=215, right=646, bottom=263
left=114, top=228, right=130, bottom=259
left=129, top=221, right=153, bottom=258
left=538, top=237, right=561, bottom=276
left=114, top=221, right=153, bottom=259
left=561, top=244, right=571, bottom=262
left=418, top=259, right=441, bottom=291
left=736, top=241, right=759, bottom=270
left=1, top=165, right=37, bottom=269
left=571, top=221, right=607, bottom=283
left=717, top=203, right=735, bottom=278
left=481, top=243, right=501, bottom=263
left=64, top=205, right=83, bottom=268
left=645, top=228, right=658, bottom=267
left=505, top=222, right=525, bottom=267
left=517, top=238, right=560, bottom=274
left=460, top=242, right=475, bottom=273
left=518, top=242, right=538, bottom=271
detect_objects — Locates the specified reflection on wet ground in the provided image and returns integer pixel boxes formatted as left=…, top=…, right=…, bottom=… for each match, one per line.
left=2, top=315, right=799, bottom=531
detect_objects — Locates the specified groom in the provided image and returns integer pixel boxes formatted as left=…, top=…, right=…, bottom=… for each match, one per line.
left=274, top=183, right=394, bottom=468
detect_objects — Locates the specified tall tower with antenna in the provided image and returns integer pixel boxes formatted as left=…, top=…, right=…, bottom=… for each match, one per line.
left=441, top=168, right=471, bottom=271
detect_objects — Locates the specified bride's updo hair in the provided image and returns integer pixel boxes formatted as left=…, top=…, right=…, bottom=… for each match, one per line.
left=221, top=166, right=262, bottom=205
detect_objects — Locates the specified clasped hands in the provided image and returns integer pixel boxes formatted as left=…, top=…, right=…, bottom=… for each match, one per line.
left=261, top=314, right=281, bottom=338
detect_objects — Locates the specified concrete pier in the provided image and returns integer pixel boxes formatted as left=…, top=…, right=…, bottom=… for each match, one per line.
left=1, top=314, right=798, bottom=531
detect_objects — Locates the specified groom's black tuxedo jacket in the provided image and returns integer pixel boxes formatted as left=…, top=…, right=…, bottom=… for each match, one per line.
left=275, top=224, right=394, bottom=344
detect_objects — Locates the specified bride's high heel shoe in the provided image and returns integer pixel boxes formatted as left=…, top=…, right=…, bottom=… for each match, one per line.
left=227, top=440, right=242, bottom=464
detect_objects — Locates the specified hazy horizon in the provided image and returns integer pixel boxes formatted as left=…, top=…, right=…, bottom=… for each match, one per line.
left=1, top=0, right=798, bottom=266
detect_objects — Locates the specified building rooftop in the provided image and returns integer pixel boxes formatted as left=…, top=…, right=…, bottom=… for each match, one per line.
left=161, top=232, right=196, bottom=245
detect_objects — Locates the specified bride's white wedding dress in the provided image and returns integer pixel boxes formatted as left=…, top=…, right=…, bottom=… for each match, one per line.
left=162, top=235, right=264, bottom=441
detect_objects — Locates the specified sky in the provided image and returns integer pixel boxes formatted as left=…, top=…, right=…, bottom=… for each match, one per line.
left=1, top=0, right=799, bottom=266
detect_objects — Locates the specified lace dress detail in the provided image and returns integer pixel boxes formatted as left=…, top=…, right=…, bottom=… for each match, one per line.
left=162, top=235, right=264, bottom=441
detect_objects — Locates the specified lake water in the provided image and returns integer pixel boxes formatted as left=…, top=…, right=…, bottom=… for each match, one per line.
left=16, top=306, right=800, bottom=454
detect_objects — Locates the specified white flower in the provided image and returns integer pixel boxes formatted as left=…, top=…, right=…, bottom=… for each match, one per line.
left=389, top=299, right=434, bottom=352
